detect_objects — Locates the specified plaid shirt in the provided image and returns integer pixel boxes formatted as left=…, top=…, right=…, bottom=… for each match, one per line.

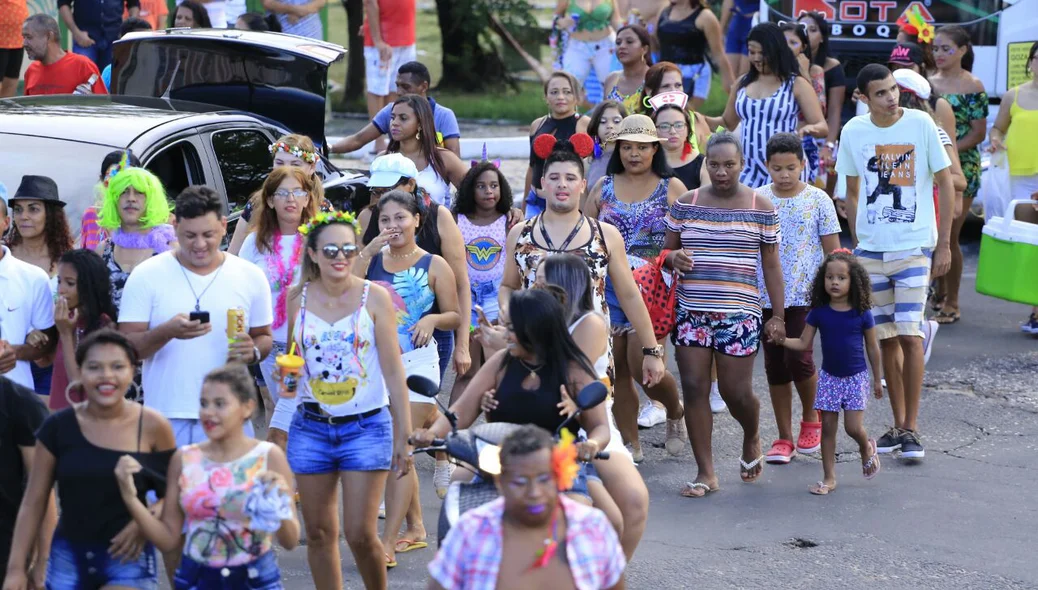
left=428, top=495, right=626, bottom=590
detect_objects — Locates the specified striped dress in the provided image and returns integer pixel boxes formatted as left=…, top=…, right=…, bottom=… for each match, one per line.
left=665, top=191, right=780, bottom=318
left=735, top=78, right=803, bottom=188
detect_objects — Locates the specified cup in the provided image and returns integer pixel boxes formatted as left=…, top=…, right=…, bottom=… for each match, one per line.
left=275, top=354, right=305, bottom=399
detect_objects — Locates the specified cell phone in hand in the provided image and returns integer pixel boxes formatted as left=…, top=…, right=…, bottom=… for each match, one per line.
left=474, top=305, right=490, bottom=327
left=189, top=311, right=210, bottom=324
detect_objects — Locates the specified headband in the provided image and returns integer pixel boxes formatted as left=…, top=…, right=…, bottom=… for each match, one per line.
left=896, top=6, right=934, bottom=44
left=298, top=210, right=359, bottom=237
left=648, top=91, right=689, bottom=112
left=533, top=133, right=595, bottom=160
left=269, top=142, right=318, bottom=164
left=107, top=149, right=133, bottom=182
left=471, top=143, right=502, bottom=169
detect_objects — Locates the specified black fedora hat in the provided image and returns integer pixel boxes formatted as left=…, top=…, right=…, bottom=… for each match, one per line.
left=10, top=175, right=65, bottom=207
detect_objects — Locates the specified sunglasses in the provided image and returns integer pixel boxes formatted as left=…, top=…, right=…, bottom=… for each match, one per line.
left=273, top=188, right=309, bottom=200
left=320, top=244, right=359, bottom=260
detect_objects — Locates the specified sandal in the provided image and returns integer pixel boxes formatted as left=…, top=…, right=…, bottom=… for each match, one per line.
left=930, top=294, right=946, bottom=313
left=385, top=553, right=397, bottom=569
left=796, top=420, right=822, bottom=454
left=765, top=439, right=796, bottom=464
left=740, top=454, right=765, bottom=483
left=395, top=539, right=428, bottom=553
left=809, top=481, right=836, bottom=495
left=935, top=310, right=960, bottom=325
left=863, top=439, right=881, bottom=480
left=680, top=481, right=719, bottom=498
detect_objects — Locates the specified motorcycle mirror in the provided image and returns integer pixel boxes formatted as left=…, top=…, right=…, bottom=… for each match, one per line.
left=406, top=375, right=439, bottom=398
left=575, top=380, right=608, bottom=410
left=478, top=444, right=503, bottom=476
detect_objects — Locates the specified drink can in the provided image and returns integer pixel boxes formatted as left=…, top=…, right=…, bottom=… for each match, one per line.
left=227, top=307, right=246, bottom=340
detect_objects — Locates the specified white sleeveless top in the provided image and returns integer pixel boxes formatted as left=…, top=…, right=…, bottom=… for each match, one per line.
left=569, top=312, right=610, bottom=380
left=293, top=281, right=388, bottom=416
left=417, top=165, right=451, bottom=209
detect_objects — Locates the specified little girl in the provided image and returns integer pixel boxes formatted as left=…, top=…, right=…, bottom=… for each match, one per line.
left=777, top=250, right=883, bottom=495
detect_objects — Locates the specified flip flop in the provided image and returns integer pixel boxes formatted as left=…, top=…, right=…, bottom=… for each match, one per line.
left=863, top=439, right=881, bottom=480
left=395, top=539, right=429, bottom=553
left=740, top=454, right=765, bottom=483
left=385, top=553, right=397, bottom=569
left=680, top=482, right=719, bottom=498
left=809, top=481, right=836, bottom=495
left=935, top=310, right=960, bottom=324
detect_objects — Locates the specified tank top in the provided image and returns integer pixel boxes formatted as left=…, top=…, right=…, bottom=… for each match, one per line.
left=486, top=354, right=578, bottom=436
left=294, top=281, right=388, bottom=415
left=529, top=114, right=580, bottom=190
left=657, top=6, right=706, bottom=66
left=673, top=154, right=704, bottom=191
left=366, top=252, right=438, bottom=354
left=417, top=164, right=452, bottom=209
left=513, top=215, right=611, bottom=318
left=735, top=78, right=803, bottom=188
left=457, top=214, right=508, bottom=284
left=179, top=442, right=275, bottom=567
left=568, top=0, right=613, bottom=31
left=597, top=175, right=670, bottom=265
left=607, top=84, right=644, bottom=117
left=569, top=312, right=609, bottom=380
left=1006, top=97, right=1038, bottom=176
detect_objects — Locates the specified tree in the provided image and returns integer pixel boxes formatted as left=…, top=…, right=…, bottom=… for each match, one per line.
left=433, top=0, right=536, bottom=91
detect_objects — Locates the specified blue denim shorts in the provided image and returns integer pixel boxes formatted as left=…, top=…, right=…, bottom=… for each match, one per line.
left=47, top=532, right=158, bottom=590
left=471, top=279, right=502, bottom=327
left=604, top=276, right=632, bottom=333
left=174, top=550, right=281, bottom=590
left=434, top=328, right=454, bottom=381
left=287, top=406, right=392, bottom=474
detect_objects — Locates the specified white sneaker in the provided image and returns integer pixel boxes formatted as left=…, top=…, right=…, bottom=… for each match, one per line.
left=709, top=382, right=727, bottom=414
left=433, top=460, right=454, bottom=499
left=921, top=320, right=938, bottom=365
left=378, top=500, right=386, bottom=519
left=637, top=402, right=666, bottom=429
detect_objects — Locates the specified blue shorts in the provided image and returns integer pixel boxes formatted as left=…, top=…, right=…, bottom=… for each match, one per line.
left=47, top=532, right=158, bottom=590
left=287, top=406, right=393, bottom=474
left=434, top=329, right=454, bottom=381
left=725, top=14, right=755, bottom=55
left=604, top=276, right=632, bottom=333
left=471, top=279, right=502, bottom=327
left=814, top=369, right=870, bottom=413
left=679, top=62, right=713, bottom=100
left=174, top=551, right=281, bottom=590
left=171, top=418, right=254, bottom=447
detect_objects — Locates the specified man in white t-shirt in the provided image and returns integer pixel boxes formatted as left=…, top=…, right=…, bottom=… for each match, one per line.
left=120, top=186, right=273, bottom=446
left=0, top=179, right=57, bottom=391
left=836, top=63, right=954, bottom=462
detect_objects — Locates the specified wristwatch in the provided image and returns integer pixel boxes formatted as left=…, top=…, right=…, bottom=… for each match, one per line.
left=642, top=345, right=664, bottom=358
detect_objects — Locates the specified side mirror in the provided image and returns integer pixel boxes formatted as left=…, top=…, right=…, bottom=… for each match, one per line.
left=575, top=381, right=607, bottom=411
left=406, top=375, right=439, bottom=398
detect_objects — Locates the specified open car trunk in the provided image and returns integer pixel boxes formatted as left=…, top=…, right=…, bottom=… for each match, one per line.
left=109, top=29, right=346, bottom=148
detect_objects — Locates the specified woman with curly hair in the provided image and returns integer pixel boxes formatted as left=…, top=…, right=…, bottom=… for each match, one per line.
left=94, top=166, right=175, bottom=308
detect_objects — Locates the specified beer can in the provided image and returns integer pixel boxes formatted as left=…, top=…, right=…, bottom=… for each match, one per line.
left=227, top=307, right=246, bottom=340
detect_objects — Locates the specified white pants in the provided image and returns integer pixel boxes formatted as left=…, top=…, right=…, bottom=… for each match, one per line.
left=562, top=34, right=616, bottom=88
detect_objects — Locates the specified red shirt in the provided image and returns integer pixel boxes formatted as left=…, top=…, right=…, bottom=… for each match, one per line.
left=24, top=52, right=108, bottom=96
left=362, top=0, right=416, bottom=47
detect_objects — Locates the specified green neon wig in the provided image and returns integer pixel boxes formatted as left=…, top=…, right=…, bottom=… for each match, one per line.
left=99, top=167, right=172, bottom=231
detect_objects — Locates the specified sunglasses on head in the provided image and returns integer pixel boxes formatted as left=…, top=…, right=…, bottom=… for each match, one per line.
left=320, top=244, right=359, bottom=260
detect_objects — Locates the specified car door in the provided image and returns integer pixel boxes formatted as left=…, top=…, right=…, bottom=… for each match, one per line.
left=135, top=131, right=210, bottom=203
left=202, top=125, right=278, bottom=215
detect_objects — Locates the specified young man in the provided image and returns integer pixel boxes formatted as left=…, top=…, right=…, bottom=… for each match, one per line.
left=0, top=177, right=58, bottom=391
left=426, top=425, right=626, bottom=590
left=57, top=0, right=140, bottom=70
left=331, top=61, right=462, bottom=156
left=362, top=0, right=416, bottom=153
left=119, top=186, right=273, bottom=446
left=836, top=63, right=955, bottom=460
left=21, top=14, right=107, bottom=96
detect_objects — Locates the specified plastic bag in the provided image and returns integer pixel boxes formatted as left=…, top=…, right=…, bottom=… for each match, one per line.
left=980, top=150, right=1012, bottom=220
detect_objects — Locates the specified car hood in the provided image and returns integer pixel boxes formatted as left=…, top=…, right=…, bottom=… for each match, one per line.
left=109, top=30, right=346, bottom=148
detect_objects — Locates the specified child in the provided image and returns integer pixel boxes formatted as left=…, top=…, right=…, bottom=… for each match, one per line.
left=758, top=133, right=841, bottom=465
left=776, top=250, right=883, bottom=495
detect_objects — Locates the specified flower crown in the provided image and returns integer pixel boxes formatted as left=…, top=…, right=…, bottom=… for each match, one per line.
left=298, top=210, right=360, bottom=236
left=269, top=142, right=318, bottom=164
left=551, top=429, right=580, bottom=491
left=897, top=5, right=934, bottom=44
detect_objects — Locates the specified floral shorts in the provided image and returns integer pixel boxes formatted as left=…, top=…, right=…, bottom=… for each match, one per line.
left=814, top=369, right=870, bottom=413
left=671, top=310, right=761, bottom=357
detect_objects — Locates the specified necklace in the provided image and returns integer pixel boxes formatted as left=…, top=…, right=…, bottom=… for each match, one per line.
left=518, top=358, right=544, bottom=381
left=387, top=246, right=420, bottom=259
left=268, top=231, right=305, bottom=330
left=539, top=215, right=585, bottom=252
left=176, top=251, right=226, bottom=312
left=529, top=503, right=561, bottom=571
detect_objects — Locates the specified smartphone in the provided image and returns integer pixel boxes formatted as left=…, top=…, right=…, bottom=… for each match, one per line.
left=474, top=305, right=490, bottom=327
left=189, top=311, right=210, bottom=324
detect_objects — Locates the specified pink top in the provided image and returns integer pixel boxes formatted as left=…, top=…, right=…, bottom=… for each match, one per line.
left=49, top=315, right=115, bottom=410
left=457, top=214, right=508, bottom=284
left=428, top=495, right=626, bottom=590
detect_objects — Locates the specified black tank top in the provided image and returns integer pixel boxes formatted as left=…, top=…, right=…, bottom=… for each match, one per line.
left=673, top=154, right=704, bottom=191
left=529, top=114, right=580, bottom=190
left=486, top=355, right=579, bottom=436
left=657, top=6, right=707, bottom=66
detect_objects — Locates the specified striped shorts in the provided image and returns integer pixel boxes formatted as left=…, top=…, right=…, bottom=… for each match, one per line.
left=855, top=249, right=931, bottom=340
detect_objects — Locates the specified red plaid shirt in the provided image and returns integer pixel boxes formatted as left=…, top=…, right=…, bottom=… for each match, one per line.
left=428, top=495, right=626, bottom=590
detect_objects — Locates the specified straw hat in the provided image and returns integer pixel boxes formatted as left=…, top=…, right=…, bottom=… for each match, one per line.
left=612, top=114, right=662, bottom=143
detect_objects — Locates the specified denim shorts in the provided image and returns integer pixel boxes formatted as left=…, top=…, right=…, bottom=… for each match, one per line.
left=678, top=61, right=712, bottom=100
left=287, top=406, right=392, bottom=474
left=174, top=550, right=282, bottom=590
left=604, top=276, right=632, bottom=333
left=434, top=328, right=454, bottom=381
left=47, top=532, right=158, bottom=590
left=471, top=279, right=502, bottom=327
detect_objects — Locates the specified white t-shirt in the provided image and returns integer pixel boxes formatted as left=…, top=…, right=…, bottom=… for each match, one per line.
left=238, top=233, right=303, bottom=344
left=836, top=108, right=951, bottom=252
left=0, top=247, right=54, bottom=391
left=119, top=252, right=273, bottom=419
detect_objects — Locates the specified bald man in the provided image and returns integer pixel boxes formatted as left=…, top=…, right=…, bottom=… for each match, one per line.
left=22, top=14, right=107, bottom=96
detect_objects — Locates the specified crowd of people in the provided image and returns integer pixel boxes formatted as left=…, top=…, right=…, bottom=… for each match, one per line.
left=1, top=0, right=1037, bottom=587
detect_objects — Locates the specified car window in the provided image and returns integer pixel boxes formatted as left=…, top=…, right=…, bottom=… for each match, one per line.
left=145, top=140, right=204, bottom=203
left=211, top=129, right=272, bottom=214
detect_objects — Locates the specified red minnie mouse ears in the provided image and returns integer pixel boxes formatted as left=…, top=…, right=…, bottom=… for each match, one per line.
left=533, top=133, right=595, bottom=160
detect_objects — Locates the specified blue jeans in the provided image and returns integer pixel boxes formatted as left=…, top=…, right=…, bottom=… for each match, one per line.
left=287, top=406, right=392, bottom=474
left=174, top=551, right=282, bottom=589
left=72, top=35, right=113, bottom=70
left=47, top=533, right=158, bottom=590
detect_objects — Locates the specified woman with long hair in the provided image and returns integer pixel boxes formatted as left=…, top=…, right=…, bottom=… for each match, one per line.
left=358, top=189, right=460, bottom=564
left=95, top=166, right=175, bottom=308
left=663, top=132, right=786, bottom=497
left=6, top=330, right=176, bottom=590
left=555, top=0, right=621, bottom=100
left=114, top=364, right=300, bottom=588
left=707, top=22, right=827, bottom=188
left=928, top=25, right=988, bottom=325
left=285, top=211, right=413, bottom=590
left=798, top=11, right=848, bottom=195
left=584, top=99, right=627, bottom=194
left=656, top=0, right=734, bottom=111
left=385, top=95, right=469, bottom=210
left=602, top=25, right=653, bottom=116
left=584, top=114, right=686, bottom=462
left=641, top=61, right=711, bottom=148
left=170, top=0, right=212, bottom=28
left=653, top=101, right=707, bottom=190
left=524, top=71, right=592, bottom=217
left=780, top=21, right=826, bottom=183
left=448, top=162, right=514, bottom=406
left=237, top=167, right=320, bottom=450
left=79, top=150, right=144, bottom=251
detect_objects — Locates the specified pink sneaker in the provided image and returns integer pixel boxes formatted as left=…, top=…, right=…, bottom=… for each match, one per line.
left=765, top=439, right=796, bottom=464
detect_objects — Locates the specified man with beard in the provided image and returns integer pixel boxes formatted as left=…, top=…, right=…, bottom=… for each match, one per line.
left=427, top=425, right=626, bottom=590
left=21, top=14, right=106, bottom=96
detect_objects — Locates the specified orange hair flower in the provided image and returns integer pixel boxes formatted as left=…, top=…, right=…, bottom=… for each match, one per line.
left=551, top=429, right=580, bottom=491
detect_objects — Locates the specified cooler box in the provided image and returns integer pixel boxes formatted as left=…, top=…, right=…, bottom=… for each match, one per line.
left=976, top=200, right=1038, bottom=305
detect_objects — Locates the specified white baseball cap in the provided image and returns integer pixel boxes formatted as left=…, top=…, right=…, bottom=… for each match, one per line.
left=893, top=68, right=932, bottom=101
left=368, top=153, right=419, bottom=188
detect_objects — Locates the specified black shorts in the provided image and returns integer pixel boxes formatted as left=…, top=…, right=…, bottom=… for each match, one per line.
left=0, top=47, right=23, bottom=80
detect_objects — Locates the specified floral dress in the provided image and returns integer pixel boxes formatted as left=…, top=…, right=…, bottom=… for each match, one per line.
left=944, top=91, right=989, bottom=200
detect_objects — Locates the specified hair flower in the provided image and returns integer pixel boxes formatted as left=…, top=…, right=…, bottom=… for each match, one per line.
left=298, top=210, right=359, bottom=236
left=551, top=429, right=580, bottom=492
left=269, top=142, right=318, bottom=164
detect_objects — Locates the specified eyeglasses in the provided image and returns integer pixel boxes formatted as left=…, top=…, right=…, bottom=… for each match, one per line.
left=320, top=244, right=359, bottom=260
left=656, top=122, right=687, bottom=133
left=778, top=20, right=809, bottom=31
left=273, top=188, right=309, bottom=200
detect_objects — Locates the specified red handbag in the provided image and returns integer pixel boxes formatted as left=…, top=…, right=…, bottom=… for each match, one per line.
left=631, top=249, right=678, bottom=340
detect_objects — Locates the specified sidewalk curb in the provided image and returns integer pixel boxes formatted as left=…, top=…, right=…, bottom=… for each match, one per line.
left=328, top=136, right=530, bottom=160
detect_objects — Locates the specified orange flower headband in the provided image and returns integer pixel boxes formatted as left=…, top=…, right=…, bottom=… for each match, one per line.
left=551, top=429, right=580, bottom=491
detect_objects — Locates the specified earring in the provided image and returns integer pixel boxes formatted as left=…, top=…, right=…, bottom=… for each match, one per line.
left=416, top=129, right=422, bottom=141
